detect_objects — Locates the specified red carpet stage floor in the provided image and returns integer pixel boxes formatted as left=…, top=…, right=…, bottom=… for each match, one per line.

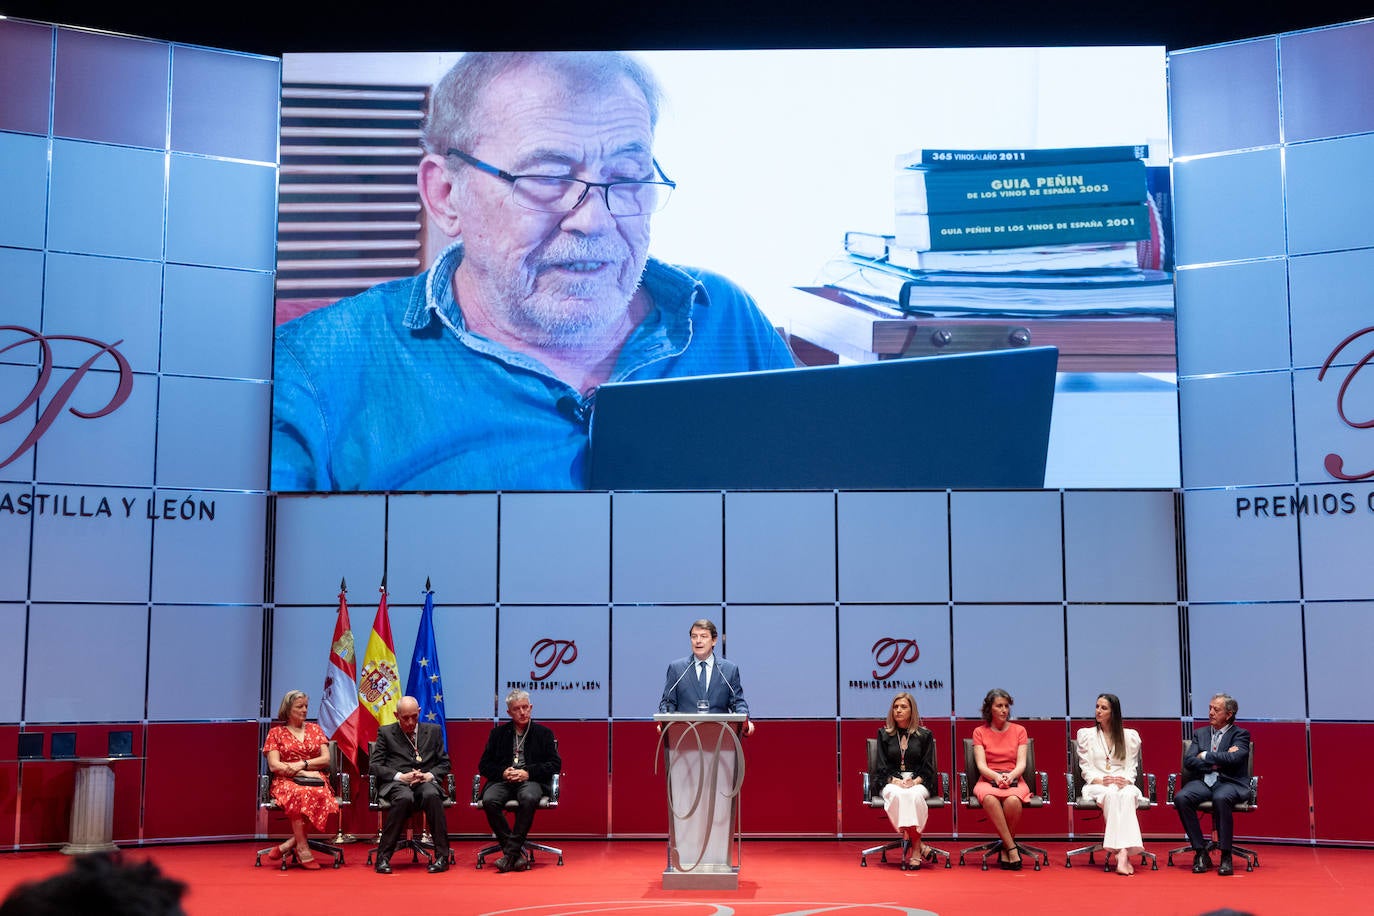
left=1, top=840, right=1370, bottom=915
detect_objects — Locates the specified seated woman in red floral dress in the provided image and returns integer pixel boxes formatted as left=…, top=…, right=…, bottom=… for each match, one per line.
left=262, top=689, right=339, bottom=869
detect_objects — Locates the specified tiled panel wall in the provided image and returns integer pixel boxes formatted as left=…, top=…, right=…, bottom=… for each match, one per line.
left=1169, top=18, right=1374, bottom=843
left=0, top=19, right=279, bottom=844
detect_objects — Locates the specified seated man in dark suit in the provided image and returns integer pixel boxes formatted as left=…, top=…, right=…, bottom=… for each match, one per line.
left=478, top=690, right=561, bottom=873
left=657, top=618, right=753, bottom=736
left=1176, top=692, right=1252, bottom=877
left=369, top=695, right=452, bottom=874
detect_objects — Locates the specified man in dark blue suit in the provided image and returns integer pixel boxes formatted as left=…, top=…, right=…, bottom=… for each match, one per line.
left=1176, top=692, right=1252, bottom=877
left=657, top=618, right=753, bottom=735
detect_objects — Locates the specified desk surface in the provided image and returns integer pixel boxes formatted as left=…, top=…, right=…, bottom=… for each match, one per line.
left=776, top=287, right=1175, bottom=372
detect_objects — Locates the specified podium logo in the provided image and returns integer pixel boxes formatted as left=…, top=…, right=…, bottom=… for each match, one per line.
left=530, top=638, right=577, bottom=681
left=871, top=637, right=921, bottom=680
left=1317, top=326, right=1374, bottom=481
left=0, top=326, right=134, bottom=470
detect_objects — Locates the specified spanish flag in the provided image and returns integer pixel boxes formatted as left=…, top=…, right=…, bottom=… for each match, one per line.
left=355, top=579, right=399, bottom=753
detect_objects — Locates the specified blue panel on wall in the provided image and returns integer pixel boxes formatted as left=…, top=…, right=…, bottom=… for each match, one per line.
left=610, top=605, right=714, bottom=719
left=269, top=604, right=342, bottom=716
left=1063, top=490, right=1178, bottom=603
left=1182, top=488, right=1301, bottom=603
left=1280, top=20, right=1374, bottom=143
left=170, top=46, right=280, bottom=163
left=0, top=131, right=49, bottom=250
left=148, top=605, right=263, bottom=720
left=48, top=140, right=165, bottom=260
left=1172, top=149, right=1285, bottom=267
left=1286, top=134, right=1374, bottom=256
left=1293, top=368, right=1374, bottom=487
left=0, top=19, right=54, bottom=136
left=838, top=604, right=951, bottom=719
left=53, top=29, right=167, bottom=149
left=272, top=495, right=386, bottom=604
left=1296, top=486, right=1374, bottom=601
left=1178, top=372, right=1296, bottom=488
left=837, top=491, right=949, bottom=604
left=612, top=492, right=723, bottom=604
left=166, top=154, right=277, bottom=270
left=28, top=486, right=153, bottom=602
left=161, top=265, right=274, bottom=380
left=427, top=604, right=497, bottom=720
left=0, top=247, right=45, bottom=344
left=727, top=604, right=837, bottom=718
left=499, top=493, right=610, bottom=605
left=724, top=492, right=835, bottom=604
left=1066, top=604, right=1180, bottom=718
left=25, top=603, right=149, bottom=722
left=1167, top=38, right=1279, bottom=158
left=1188, top=602, right=1305, bottom=720
left=43, top=252, right=162, bottom=373
left=0, top=368, right=38, bottom=483
left=950, top=491, right=1063, bottom=603
left=1305, top=600, right=1374, bottom=720
left=952, top=604, right=1066, bottom=719
left=1289, top=248, right=1374, bottom=372
left=0, top=604, right=24, bottom=722
left=0, top=488, right=31, bottom=601
left=33, top=369, right=156, bottom=488
left=155, top=376, right=270, bottom=490
left=151, top=491, right=266, bottom=604
left=1175, top=259, right=1291, bottom=377
left=497, top=605, right=608, bottom=719
left=385, top=494, right=498, bottom=606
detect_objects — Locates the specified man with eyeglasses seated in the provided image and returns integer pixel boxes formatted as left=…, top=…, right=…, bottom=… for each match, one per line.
left=272, top=51, right=796, bottom=492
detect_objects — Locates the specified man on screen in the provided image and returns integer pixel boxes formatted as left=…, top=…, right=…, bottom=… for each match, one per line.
left=272, top=51, right=796, bottom=492
left=658, top=618, right=753, bottom=735
left=1175, top=692, right=1252, bottom=877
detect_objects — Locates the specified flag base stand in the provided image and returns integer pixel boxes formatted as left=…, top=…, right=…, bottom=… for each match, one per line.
left=332, top=831, right=358, bottom=844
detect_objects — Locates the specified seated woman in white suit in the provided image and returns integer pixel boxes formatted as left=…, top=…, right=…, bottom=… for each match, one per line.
left=875, top=691, right=937, bottom=869
left=1076, top=692, right=1146, bottom=875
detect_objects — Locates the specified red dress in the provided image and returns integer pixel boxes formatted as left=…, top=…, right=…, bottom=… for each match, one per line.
left=972, top=723, right=1032, bottom=803
left=263, top=723, right=340, bottom=830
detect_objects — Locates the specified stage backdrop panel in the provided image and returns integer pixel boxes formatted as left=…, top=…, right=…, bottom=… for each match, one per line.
left=1166, top=38, right=1279, bottom=158
left=147, top=605, right=263, bottom=720
left=1175, top=259, right=1292, bottom=377
left=0, top=606, right=25, bottom=723
left=0, top=248, right=43, bottom=334
left=1288, top=248, right=1374, bottom=370
left=1182, top=487, right=1302, bottom=602
left=610, top=605, right=716, bottom=719
left=268, top=604, right=354, bottom=711
left=724, top=492, right=836, bottom=604
left=53, top=28, right=168, bottom=148
left=169, top=46, right=281, bottom=163
left=25, top=603, right=149, bottom=722
left=949, top=491, right=1063, bottom=603
left=1065, top=604, right=1181, bottom=718
left=1296, top=486, right=1374, bottom=601
left=0, top=132, right=48, bottom=248
left=1304, top=601, right=1374, bottom=720
left=1179, top=373, right=1297, bottom=489
left=1285, top=134, right=1374, bottom=255
left=33, top=371, right=156, bottom=487
left=0, top=18, right=53, bottom=134
left=1062, top=490, right=1178, bottom=603
left=156, top=378, right=271, bottom=490
left=161, top=265, right=275, bottom=381
left=28, top=485, right=153, bottom=603
left=47, top=140, right=166, bottom=261
left=1294, top=369, right=1374, bottom=485
left=166, top=155, right=278, bottom=271
left=150, top=491, right=267, bottom=605
left=611, top=492, right=724, bottom=604
left=498, top=493, right=609, bottom=605
left=385, top=493, right=499, bottom=605
left=1188, top=602, right=1306, bottom=720
left=836, top=490, right=950, bottom=604
left=1171, top=149, right=1285, bottom=266
left=43, top=252, right=162, bottom=371
left=496, top=605, right=609, bottom=720
left=951, top=603, right=1066, bottom=719
left=271, top=495, right=385, bottom=604
left=838, top=604, right=952, bottom=719
left=726, top=604, right=838, bottom=718
left=0, top=491, right=31, bottom=601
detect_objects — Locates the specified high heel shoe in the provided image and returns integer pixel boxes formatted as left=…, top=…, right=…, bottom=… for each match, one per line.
left=267, top=840, right=293, bottom=861
left=296, top=844, right=321, bottom=869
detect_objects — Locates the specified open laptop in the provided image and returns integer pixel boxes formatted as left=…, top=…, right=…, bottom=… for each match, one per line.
left=588, top=346, right=1058, bottom=490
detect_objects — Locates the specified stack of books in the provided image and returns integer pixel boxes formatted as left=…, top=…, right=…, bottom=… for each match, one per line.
left=825, top=144, right=1172, bottom=317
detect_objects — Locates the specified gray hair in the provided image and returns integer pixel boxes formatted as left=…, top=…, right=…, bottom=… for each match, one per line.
left=1212, top=692, right=1238, bottom=721
left=422, top=51, right=663, bottom=156
left=505, top=688, right=531, bottom=708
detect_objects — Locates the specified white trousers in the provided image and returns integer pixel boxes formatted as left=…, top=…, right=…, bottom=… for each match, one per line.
left=1080, top=783, right=1144, bottom=851
left=880, top=783, right=930, bottom=833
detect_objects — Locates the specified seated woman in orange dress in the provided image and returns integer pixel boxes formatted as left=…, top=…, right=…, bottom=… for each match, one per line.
left=971, top=687, right=1031, bottom=870
left=262, top=689, right=339, bottom=869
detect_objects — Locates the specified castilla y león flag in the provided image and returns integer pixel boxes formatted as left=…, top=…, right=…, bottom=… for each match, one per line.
left=318, top=579, right=361, bottom=770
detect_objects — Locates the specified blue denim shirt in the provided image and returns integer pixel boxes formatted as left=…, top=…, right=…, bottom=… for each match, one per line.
left=271, top=243, right=796, bottom=491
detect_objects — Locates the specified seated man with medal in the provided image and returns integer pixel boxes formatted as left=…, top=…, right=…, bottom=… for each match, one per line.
left=369, top=695, right=452, bottom=874
left=477, top=690, right=562, bottom=872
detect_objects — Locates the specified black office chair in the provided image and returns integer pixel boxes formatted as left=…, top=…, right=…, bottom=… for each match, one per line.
left=956, top=736, right=1050, bottom=870
left=1166, top=738, right=1260, bottom=871
left=363, top=741, right=457, bottom=868
left=253, top=739, right=349, bottom=869
left=858, top=736, right=951, bottom=869
left=470, top=743, right=564, bottom=869
left=1064, top=737, right=1158, bottom=870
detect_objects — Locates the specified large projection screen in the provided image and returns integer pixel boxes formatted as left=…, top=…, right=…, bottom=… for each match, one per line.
left=271, top=48, right=1175, bottom=492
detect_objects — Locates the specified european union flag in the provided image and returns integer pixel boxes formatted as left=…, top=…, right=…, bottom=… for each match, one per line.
left=405, top=582, right=448, bottom=751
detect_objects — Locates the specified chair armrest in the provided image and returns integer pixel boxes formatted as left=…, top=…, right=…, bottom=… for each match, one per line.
left=257, top=773, right=271, bottom=805
left=1145, top=773, right=1157, bottom=804
left=958, top=772, right=971, bottom=803
left=1065, top=772, right=1078, bottom=804
left=368, top=773, right=379, bottom=807
left=938, top=772, right=950, bottom=803
left=1248, top=775, right=1259, bottom=805
left=445, top=772, right=456, bottom=801
left=550, top=772, right=561, bottom=804
left=337, top=771, right=351, bottom=804
left=861, top=770, right=871, bottom=802
left=1035, top=770, right=1050, bottom=803
left=471, top=774, right=482, bottom=805
left=1166, top=773, right=1178, bottom=804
